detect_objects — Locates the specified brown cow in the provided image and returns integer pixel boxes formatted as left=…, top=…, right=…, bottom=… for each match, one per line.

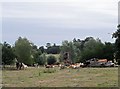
left=98, top=59, right=107, bottom=62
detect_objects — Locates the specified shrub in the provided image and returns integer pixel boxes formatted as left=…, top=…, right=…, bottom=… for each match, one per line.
left=47, top=55, right=57, bottom=65
left=37, top=53, right=46, bottom=65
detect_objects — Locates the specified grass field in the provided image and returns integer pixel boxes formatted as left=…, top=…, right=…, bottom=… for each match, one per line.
left=2, top=67, right=118, bottom=87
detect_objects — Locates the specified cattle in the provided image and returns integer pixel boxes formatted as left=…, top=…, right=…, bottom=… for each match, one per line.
left=59, top=64, right=65, bottom=69
left=33, top=63, right=39, bottom=68
left=22, top=63, right=28, bottom=69
left=16, top=62, right=28, bottom=70
left=45, top=64, right=54, bottom=68
left=69, top=63, right=81, bottom=69
left=98, top=59, right=107, bottom=63
left=80, top=63, right=84, bottom=67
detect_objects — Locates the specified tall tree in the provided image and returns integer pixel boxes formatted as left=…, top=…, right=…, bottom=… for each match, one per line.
left=113, top=25, right=120, bottom=64
left=0, top=43, right=2, bottom=65
left=103, top=42, right=115, bottom=61
left=46, top=43, right=51, bottom=48
left=14, top=37, right=33, bottom=65
left=60, top=40, right=80, bottom=63
left=81, top=37, right=104, bottom=62
left=46, top=43, right=60, bottom=54
left=2, top=42, right=15, bottom=65
left=39, top=46, right=45, bottom=53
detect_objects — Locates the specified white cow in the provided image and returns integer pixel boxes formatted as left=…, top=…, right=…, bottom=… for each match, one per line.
left=22, top=63, right=28, bottom=69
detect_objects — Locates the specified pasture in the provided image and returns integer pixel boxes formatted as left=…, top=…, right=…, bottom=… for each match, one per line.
left=2, top=67, right=118, bottom=87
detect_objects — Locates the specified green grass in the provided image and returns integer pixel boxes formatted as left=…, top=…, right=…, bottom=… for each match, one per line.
left=2, top=67, right=118, bottom=87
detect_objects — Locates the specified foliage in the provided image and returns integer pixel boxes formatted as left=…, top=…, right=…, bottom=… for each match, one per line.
left=46, top=44, right=60, bottom=54
left=102, top=42, right=115, bottom=61
left=14, top=37, right=33, bottom=65
left=31, top=44, right=42, bottom=63
left=39, top=46, right=45, bottom=53
left=81, top=38, right=104, bottom=61
left=37, top=53, right=46, bottom=65
left=60, top=40, right=80, bottom=63
left=2, top=42, right=16, bottom=65
left=0, top=43, right=2, bottom=64
left=2, top=35, right=116, bottom=65
left=113, top=25, right=120, bottom=64
left=46, top=43, right=51, bottom=48
left=47, top=55, right=56, bottom=65
left=60, top=37, right=115, bottom=63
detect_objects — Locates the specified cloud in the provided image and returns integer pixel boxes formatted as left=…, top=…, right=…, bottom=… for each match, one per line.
left=2, top=0, right=118, bottom=45
left=2, top=0, right=118, bottom=18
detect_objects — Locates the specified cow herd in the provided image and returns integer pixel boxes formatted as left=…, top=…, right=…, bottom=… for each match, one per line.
left=44, top=63, right=84, bottom=70
left=1, top=58, right=118, bottom=71
left=14, top=59, right=118, bottom=70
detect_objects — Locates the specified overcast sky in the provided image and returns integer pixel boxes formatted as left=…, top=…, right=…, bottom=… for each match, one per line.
left=1, top=0, right=119, bottom=46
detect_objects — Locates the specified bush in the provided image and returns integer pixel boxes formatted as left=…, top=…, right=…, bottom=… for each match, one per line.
left=47, top=55, right=56, bottom=65
left=37, top=53, right=46, bottom=65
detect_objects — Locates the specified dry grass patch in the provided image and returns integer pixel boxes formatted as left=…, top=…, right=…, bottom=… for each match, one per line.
left=2, top=67, right=118, bottom=87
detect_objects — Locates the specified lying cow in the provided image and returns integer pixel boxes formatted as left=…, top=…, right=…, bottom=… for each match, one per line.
left=59, top=64, right=65, bottom=70
left=69, top=63, right=81, bottom=69
left=45, top=64, right=54, bottom=68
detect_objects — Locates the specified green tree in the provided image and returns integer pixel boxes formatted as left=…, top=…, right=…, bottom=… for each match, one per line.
left=60, top=40, right=79, bottom=63
left=113, top=25, right=120, bottom=64
left=103, top=42, right=115, bottom=61
left=2, top=42, right=16, bottom=65
left=0, top=43, right=2, bottom=65
left=37, top=53, right=46, bottom=65
left=46, top=43, right=60, bottom=54
left=46, top=43, right=51, bottom=48
left=31, top=44, right=42, bottom=63
left=39, top=46, right=45, bottom=53
left=14, top=37, right=33, bottom=65
left=81, top=37, right=104, bottom=62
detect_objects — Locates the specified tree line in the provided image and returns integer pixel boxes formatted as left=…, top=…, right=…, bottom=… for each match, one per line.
left=1, top=25, right=120, bottom=65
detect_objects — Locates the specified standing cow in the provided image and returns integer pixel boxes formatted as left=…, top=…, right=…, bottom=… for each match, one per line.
left=16, top=62, right=28, bottom=70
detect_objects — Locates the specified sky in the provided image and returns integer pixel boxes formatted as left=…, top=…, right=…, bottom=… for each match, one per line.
left=1, top=0, right=119, bottom=47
